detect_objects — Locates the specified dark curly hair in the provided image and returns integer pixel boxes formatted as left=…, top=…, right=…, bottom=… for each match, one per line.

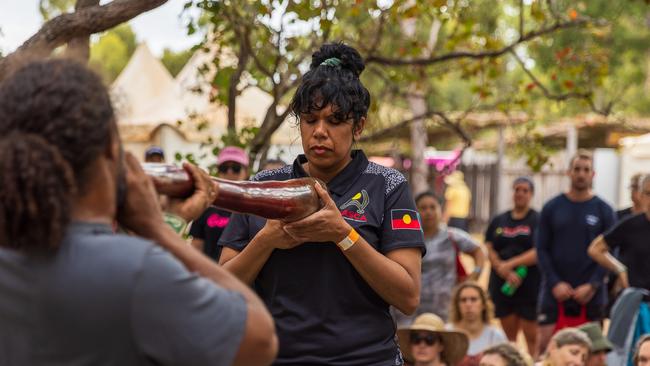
left=289, top=42, right=370, bottom=131
left=414, top=191, right=442, bottom=206
left=0, top=59, right=115, bottom=251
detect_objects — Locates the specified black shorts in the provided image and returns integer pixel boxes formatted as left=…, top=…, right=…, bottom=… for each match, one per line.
left=537, top=288, right=606, bottom=326
left=494, top=300, right=537, bottom=321
left=489, top=274, right=539, bottom=321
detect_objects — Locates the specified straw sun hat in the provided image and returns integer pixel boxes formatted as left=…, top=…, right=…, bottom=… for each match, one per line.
left=397, top=313, right=469, bottom=365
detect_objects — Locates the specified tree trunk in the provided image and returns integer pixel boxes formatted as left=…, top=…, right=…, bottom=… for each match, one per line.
left=227, top=45, right=250, bottom=134
left=407, top=88, right=429, bottom=195
left=249, top=102, right=290, bottom=161
left=402, top=18, right=441, bottom=195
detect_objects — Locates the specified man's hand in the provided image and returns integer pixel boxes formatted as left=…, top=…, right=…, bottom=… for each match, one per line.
left=573, top=283, right=597, bottom=305
left=167, top=163, right=217, bottom=222
left=552, top=281, right=575, bottom=302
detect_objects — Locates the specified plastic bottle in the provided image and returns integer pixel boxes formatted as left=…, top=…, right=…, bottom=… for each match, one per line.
left=501, top=265, right=528, bottom=296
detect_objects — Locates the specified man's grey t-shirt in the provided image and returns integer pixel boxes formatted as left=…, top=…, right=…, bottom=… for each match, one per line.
left=0, top=222, right=247, bottom=366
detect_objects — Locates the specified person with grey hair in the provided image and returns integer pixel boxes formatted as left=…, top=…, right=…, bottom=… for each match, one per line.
left=588, top=174, right=650, bottom=293
left=634, top=334, right=650, bottom=366
left=538, top=328, right=592, bottom=366
left=480, top=343, right=530, bottom=366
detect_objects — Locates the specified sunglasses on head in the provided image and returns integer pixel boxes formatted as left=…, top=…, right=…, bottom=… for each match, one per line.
left=218, top=163, right=243, bottom=174
left=410, top=333, right=440, bottom=346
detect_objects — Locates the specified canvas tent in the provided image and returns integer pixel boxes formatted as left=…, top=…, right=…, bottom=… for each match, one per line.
left=112, top=43, right=206, bottom=162
left=174, top=48, right=302, bottom=164
left=113, top=43, right=301, bottom=167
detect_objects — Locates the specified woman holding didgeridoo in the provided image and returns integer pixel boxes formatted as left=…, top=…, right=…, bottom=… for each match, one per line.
left=219, top=42, right=425, bottom=366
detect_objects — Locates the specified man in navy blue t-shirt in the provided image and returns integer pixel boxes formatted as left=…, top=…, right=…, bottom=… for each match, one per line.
left=536, top=150, right=615, bottom=354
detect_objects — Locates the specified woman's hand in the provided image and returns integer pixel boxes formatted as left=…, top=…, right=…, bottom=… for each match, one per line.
left=505, top=271, right=523, bottom=288
left=167, top=162, right=217, bottom=222
left=283, top=183, right=351, bottom=244
left=258, top=220, right=302, bottom=250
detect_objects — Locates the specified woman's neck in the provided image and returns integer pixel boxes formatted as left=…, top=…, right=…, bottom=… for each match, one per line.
left=415, top=359, right=445, bottom=366
left=511, top=206, right=529, bottom=220
left=456, top=319, right=485, bottom=338
left=303, top=160, right=349, bottom=183
left=422, top=223, right=440, bottom=238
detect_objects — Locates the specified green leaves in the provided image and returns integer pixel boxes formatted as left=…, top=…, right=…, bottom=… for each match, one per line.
left=210, top=66, right=236, bottom=104
left=178, top=0, right=648, bottom=168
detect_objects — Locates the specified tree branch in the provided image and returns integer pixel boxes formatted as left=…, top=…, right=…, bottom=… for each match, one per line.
left=365, top=18, right=598, bottom=66
left=519, top=0, right=525, bottom=39
left=365, top=9, right=388, bottom=57
left=65, top=0, right=100, bottom=62
left=0, top=0, right=167, bottom=78
left=510, top=50, right=591, bottom=101
left=227, top=31, right=251, bottom=132
left=359, top=110, right=439, bottom=142
left=248, top=103, right=292, bottom=157
left=509, top=50, right=615, bottom=115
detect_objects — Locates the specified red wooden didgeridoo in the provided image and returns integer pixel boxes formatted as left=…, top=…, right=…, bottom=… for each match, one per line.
left=142, top=163, right=324, bottom=222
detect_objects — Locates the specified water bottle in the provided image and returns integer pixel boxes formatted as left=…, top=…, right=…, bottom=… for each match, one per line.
left=501, top=265, right=528, bottom=296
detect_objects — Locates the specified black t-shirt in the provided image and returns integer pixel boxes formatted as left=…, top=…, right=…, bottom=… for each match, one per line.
left=603, top=213, right=650, bottom=291
left=189, top=207, right=232, bottom=261
left=616, top=207, right=633, bottom=221
left=219, top=150, right=425, bottom=366
left=485, top=209, right=541, bottom=302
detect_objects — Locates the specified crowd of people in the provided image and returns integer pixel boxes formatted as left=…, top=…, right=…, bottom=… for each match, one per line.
left=0, top=41, right=649, bottom=366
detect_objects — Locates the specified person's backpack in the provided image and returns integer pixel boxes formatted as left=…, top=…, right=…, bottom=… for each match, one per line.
left=449, top=230, right=468, bottom=283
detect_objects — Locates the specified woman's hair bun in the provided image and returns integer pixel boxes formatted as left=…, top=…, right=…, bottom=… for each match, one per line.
left=310, top=42, right=365, bottom=78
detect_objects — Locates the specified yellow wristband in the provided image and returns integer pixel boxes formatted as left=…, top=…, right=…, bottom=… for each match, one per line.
left=337, top=228, right=360, bottom=251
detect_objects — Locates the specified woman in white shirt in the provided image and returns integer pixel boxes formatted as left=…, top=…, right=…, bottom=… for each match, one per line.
left=448, top=282, right=507, bottom=365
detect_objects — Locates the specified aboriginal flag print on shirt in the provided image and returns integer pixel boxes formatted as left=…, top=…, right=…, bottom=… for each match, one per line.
left=391, top=209, right=422, bottom=230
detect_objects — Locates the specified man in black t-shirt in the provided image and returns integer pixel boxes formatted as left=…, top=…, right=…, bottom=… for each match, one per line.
left=189, top=146, right=249, bottom=261
left=617, top=173, right=643, bottom=220
left=589, top=174, right=650, bottom=292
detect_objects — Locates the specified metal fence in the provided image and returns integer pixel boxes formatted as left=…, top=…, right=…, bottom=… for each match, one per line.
left=455, top=154, right=569, bottom=234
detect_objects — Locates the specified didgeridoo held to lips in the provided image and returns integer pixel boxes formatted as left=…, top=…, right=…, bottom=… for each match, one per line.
left=142, top=163, right=325, bottom=222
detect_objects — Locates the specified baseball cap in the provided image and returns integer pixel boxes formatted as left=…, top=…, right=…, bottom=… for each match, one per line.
left=217, top=146, right=249, bottom=167
left=579, top=322, right=614, bottom=353
left=145, top=146, right=165, bottom=158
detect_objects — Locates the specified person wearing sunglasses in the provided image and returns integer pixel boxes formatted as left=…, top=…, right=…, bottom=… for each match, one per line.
left=398, top=313, right=469, bottom=366
left=189, top=146, right=249, bottom=261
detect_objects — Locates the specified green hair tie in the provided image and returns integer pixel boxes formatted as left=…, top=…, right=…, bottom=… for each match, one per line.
left=320, top=57, right=342, bottom=68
